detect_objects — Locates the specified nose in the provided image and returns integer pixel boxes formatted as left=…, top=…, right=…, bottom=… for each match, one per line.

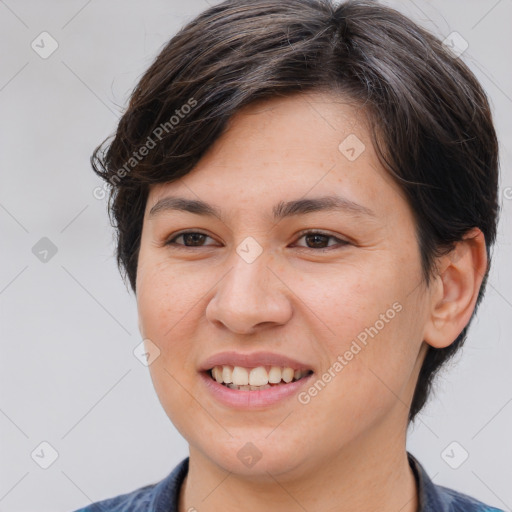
left=205, top=251, right=293, bottom=335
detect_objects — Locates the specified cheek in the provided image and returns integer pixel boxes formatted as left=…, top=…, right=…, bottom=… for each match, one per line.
left=298, top=259, right=403, bottom=340
left=137, top=257, right=207, bottom=338
left=302, top=257, right=423, bottom=397
left=136, top=260, right=203, bottom=428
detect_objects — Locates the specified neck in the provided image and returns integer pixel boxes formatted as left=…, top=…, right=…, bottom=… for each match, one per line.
left=178, top=418, right=418, bottom=512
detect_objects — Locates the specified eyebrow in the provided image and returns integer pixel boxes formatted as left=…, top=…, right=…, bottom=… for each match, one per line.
left=148, top=195, right=376, bottom=221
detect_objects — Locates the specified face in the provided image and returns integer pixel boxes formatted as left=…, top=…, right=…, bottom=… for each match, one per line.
left=136, top=92, right=431, bottom=480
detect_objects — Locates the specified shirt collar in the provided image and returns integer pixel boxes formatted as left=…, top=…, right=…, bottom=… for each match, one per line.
left=149, top=456, right=189, bottom=512
left=151, top=452, right=445, bottom=512
left=408, top=451, right=446, bottom=512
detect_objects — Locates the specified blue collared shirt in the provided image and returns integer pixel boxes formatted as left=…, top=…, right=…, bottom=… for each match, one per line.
left=72, top=452, right=505, bottom=511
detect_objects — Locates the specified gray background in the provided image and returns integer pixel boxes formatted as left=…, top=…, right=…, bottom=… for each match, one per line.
left=0, top=1, right=511, bottom=511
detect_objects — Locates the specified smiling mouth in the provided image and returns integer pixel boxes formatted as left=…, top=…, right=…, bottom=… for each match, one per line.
left=206, top=365, right=314, bottom=391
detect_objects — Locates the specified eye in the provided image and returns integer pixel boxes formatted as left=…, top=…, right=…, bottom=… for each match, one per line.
left=165, top=231, right=217, bottom=248
left=165, top=229, right=349, bottom=251
left=293, top=230, right=349, bottom=251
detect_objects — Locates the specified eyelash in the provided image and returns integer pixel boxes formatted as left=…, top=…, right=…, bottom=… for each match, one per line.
left=164, top=230, right=349, bottom=252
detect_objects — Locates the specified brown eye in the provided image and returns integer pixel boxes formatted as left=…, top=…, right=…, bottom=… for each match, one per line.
left=294, top=231, right=349, bottom=251
left=166, top=231, right=215, bottom=247
left=304, top=233, right=330, bottom=249
left=164, top=230, right=349, bottom=251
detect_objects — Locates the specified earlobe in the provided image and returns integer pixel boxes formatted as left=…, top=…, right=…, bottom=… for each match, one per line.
left=423, top=228, right=487, bottom=349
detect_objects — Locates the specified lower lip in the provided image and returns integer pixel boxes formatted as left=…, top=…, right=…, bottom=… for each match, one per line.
left=199, top=371, right=314, bottom=408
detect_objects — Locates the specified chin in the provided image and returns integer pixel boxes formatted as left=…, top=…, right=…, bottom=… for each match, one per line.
left=201, top=436, right=309, bottom=481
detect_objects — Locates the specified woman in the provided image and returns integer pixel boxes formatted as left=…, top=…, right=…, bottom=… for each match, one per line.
left=75, top=0, right=503, bottom=510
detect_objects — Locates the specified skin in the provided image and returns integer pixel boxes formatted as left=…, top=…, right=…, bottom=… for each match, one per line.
left=135, top=91, right=487, bottom=512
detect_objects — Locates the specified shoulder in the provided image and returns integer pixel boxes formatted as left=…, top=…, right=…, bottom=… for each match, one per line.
left=434, top=484, right=506, bottom=512
left=71, top=482, right=156, bottom=512
left=71, top=457, right=189, bottom=512
left=408, top=452, right=505, bottom=512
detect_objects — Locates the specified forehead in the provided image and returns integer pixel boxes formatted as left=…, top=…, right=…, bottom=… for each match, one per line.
left=146, top=91, right=404, bottom=222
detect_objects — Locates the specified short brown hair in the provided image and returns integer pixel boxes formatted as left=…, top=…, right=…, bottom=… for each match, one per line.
left=91, top=0, right=500, bottom=422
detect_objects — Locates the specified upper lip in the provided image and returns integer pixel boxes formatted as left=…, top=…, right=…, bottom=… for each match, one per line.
left=199, top=351, right=314, bottom=372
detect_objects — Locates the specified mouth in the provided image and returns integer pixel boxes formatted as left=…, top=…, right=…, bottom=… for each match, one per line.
left=204, top=365, right=314, bottom=391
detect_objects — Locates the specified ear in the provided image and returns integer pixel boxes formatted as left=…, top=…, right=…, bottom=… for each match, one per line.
left=423, top=228, right=488, bottom=349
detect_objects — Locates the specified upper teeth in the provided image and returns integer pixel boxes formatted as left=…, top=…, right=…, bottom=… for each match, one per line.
left=211, top=365, right=308, bottom=386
